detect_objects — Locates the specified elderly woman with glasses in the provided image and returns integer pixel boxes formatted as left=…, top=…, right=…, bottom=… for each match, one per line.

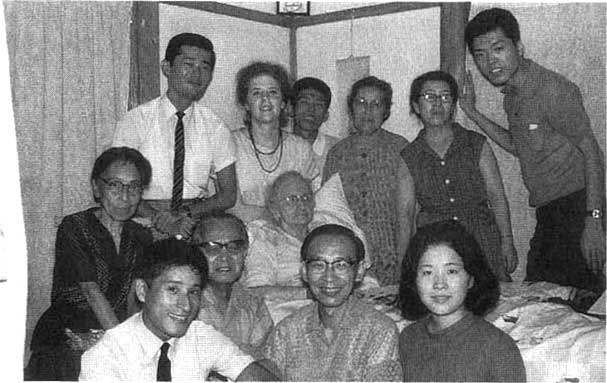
left=230, top=61, right=318, bottom=224
left=26, top=147, right=153, bottom=381
left=323, top=76, right=409, bottom=287
left=396, top=70, right=517, bottom=281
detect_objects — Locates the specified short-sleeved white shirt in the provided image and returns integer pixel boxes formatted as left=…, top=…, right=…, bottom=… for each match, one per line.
left=79, top=312, right=254, bottom=381
left=112, top=94, right=236, bottom=200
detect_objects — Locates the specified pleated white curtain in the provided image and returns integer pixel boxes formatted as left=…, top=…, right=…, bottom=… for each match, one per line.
left=4, top=0, right=131, bottom=360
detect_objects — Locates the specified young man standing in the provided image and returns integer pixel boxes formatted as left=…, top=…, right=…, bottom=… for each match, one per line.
left=460, top=8, right=605, bottom=294
left=291, top=77, right=340, bottom=186
left=79, top=238, right=277, bottom=381
left=113, top=33, right=237, bottom=240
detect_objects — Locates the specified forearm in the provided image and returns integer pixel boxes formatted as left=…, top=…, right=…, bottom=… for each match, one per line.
left=187, top=191, right=236, bottom=218
left=488, top=188, right=515, bottom=246
left=80, top=282, right=119, bottom=330
left=580, top=137, right=606, bottom=212
left=465, top=108, right=517, bottom=155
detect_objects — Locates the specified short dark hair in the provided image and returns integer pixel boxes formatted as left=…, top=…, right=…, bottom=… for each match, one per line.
left=409, top=70, right=459, bottom=117
left=301, top=224, right=365, bottom=263
left=235, top=61, right=292, bottom=128
left=134, top=238, right=209, bottom=289
left=465, top=8, right=521, bottom=53
left=347, top=76, right=393, bottom=122
left=164, top=33, right=216, bottom=69
left=91, top=147, right=152, bottom=199
left=398, top=220, right=499, bottom=320
left=293, top=77, right=332, bottom=109
left=194, top=211, right=249, bottom=244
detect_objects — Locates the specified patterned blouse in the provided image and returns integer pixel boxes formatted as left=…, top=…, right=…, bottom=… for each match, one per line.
left=323, top=128, right=409, bottom=285
left=263, top=296, right=402, bottom=381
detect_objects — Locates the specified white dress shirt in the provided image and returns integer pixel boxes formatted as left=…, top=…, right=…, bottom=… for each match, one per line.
left=79, top=312, right=253, bottom=381
left=112, top=94, right=236, bottom=200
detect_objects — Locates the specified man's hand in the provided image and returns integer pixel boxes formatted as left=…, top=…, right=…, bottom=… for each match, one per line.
left=459, top=71, right=478, bottom=117
left=153, top=211, right=196, bottom=239
left=581, top=218, right=606, bottom=274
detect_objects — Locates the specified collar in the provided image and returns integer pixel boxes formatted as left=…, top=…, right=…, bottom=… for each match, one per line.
left=424, top=310, right=475, bottom=339
left=160, top=93, right=195, bottom=120
left=133, top=312, right=176, bottom=361
left=500, top=58, right=540, bottom=98
left=305, top=295, right=358, bottom=333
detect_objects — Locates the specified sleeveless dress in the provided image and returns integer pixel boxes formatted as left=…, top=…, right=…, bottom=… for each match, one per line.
left=400, top=123, right=507, bottom=280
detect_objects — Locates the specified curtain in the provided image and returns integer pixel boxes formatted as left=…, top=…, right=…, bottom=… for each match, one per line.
left=4, top=0, right=131, bottom=361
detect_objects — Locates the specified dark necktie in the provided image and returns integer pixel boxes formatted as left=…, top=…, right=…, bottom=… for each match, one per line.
left=157, top=342, right=171, bottom=381
left=171, top=111, right=185, bottom=211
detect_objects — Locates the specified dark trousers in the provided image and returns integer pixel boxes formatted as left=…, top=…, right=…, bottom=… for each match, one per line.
left=525, top=189, right=605, bottom=293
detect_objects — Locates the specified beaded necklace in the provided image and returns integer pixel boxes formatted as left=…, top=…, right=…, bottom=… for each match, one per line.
left=248, top=127, right=284, bottom=173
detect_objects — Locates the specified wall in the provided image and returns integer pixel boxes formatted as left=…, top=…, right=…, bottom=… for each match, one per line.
left=463, top=3, right=606, bottom=280
left=296, top=6, right=441, bottom=140
left=159, top=3, right=290, bottom=131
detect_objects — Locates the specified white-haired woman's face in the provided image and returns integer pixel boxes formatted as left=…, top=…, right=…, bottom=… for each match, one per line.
left=351, top=86, right=386, bottom=135
left=271, top=176, right=314, bottom=228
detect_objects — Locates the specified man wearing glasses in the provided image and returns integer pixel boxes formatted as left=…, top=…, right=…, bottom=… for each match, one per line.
left=192, top=212, right=273, bottom=362
left=262, top=224, right=401, bottom=381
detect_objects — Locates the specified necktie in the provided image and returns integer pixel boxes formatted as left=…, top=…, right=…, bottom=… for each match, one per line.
left=157, top=342, right=171, bottom=381
left=171, top=111, right=185, bottom=211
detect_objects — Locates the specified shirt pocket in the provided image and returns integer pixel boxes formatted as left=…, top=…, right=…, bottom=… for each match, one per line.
left=525, top=122, right=545, bottom=152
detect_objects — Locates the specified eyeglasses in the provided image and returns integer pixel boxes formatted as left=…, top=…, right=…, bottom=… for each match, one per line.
left=197, top=240, right=248, bottom=256
left=419, top=93, right=453, bottom=104
left=283, top=194, right=313, bottom=203
left=99, top=178, right=143, bottom=195
left=354, top=97, right=383, bottom=110
left=306, top=259, right=356, bottom=275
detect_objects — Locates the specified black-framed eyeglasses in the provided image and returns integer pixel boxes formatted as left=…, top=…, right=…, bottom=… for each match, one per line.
left=306, top=259, right=356, bottom=275
left=99, top=178, right=143, bottom=195
left=197, top=240, right=248, bottom=256
left=420, top=92, right=453, bottom=104
left=283, top=194, right=313, bottom=203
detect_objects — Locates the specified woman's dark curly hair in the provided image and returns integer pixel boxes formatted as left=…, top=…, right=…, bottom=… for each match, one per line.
left=235, top=61, right=292, bottom=128
left=398, top=220, right=500, bottom=320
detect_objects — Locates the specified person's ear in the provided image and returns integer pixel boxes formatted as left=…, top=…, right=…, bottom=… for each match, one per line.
left=161, top=59, right=172, bottom=79
left=516, top=41, right=525, bottom=58
left=134, top=278, right=149, bottom=303
left=354, top=260, right=366, bottom=283
left=300, top=262, right=309, bottom=284
left=467, top=276, right=475, bottom=289
left=91, top=179, right=102, bottom=201
left=412, top=101, right=421, bottom=116
left=322, top=109, right=330, bottom=123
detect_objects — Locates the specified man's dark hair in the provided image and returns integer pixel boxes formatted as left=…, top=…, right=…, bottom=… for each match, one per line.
left=465, top=8, right=521, bottom=52
left=134, top=238, right=209, bottom=288
left=301, top=224, right=365, bottom=263
left=293, top=77, right=332, bottom=109
left=398, top=220, right=500, bottom=320
left=164, top=33, right=216, bottom=69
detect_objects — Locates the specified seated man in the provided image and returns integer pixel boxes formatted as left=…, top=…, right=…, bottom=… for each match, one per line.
left=193, top=212, right=273, bottom=359
left=262, top=224, right=401, bottom=381
left=79, top=238, right=277, bottom=381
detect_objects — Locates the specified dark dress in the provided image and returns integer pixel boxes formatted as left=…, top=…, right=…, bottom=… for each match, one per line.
left=323, top=128, right=409, bottom=286
left=25, top=208, right=152, bottom=381
left=400, top=123, right=508, bottom=280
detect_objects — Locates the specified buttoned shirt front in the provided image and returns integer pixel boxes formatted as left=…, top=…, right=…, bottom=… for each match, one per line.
left=112, top=94, right=236, bottom=200
left=263, top=296, right=402, bottom=381
left=79, top=312, right=253, bottom=381
left=502, top=59, right=591, bottom=206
